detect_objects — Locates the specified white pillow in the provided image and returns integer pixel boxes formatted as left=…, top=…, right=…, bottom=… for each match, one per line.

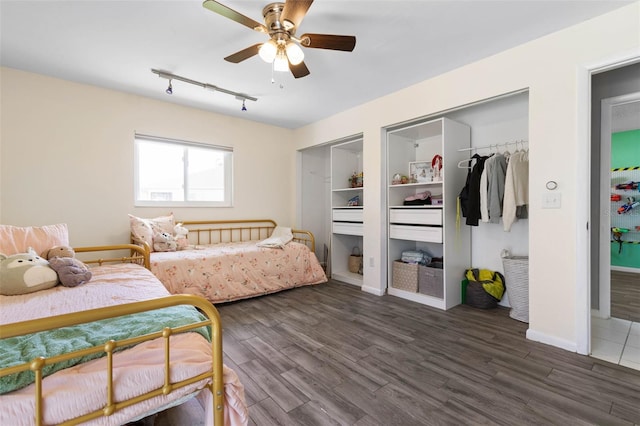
left=128, top=214, right=174, bottom=251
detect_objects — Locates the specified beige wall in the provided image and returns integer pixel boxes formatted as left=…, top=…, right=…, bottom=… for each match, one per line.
left=292, top=3, right=640, bottom=352
left=0, top=68, right=295, bottom=246
left=2, top=3, right=639, bottom=355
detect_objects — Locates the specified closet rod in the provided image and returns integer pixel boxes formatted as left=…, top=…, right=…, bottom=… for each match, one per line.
left=457, top=139, right=528, bottom=152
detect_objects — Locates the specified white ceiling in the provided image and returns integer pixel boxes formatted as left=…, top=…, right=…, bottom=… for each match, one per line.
left=1, top=0, right=634, bottom=129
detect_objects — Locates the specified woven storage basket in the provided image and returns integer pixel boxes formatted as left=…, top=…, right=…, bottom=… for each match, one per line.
left=502, top=256, right=529, bottom=322
left=392, top=260, right=418, bottom=292
left=418, top=266, right=444, bottom=298
left=465, top=281, right=498, bottom=309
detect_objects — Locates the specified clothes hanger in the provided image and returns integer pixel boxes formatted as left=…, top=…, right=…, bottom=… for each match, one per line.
left=457, top=152, right=482, bottom=169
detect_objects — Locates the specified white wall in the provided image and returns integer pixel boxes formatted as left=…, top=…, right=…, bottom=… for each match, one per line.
left=292, top=3, right=640, bottom=352
left=0, top=67, right=295, bottom=246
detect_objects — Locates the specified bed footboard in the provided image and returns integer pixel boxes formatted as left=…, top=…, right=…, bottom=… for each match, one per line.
left=0, top=295, right=224, bottom=426
left=74, top=243, right=150, bottom=269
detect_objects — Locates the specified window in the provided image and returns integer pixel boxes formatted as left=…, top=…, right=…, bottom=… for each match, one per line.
left=134, top=134, right=233, bottom=207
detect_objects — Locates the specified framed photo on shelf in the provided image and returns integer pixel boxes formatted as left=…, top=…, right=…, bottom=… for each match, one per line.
left=409, top=161, right=431, bottom=183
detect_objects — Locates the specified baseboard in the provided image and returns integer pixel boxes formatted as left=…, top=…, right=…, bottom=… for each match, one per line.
left=526, top=328, right=577, bottom=353
left=361, top=285, right=385, bottom=296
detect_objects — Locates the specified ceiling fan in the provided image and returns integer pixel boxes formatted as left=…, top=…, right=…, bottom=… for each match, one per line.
left=202, top=0, right=356, bottom=78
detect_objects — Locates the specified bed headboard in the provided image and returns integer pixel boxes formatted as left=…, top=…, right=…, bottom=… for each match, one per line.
left=181, top=219, right=316, bottom=253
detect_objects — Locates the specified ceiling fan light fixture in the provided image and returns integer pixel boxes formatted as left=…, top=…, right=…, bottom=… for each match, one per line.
left=259, top=40, right=278, bottom=63
left=285, top=42, right=304, bottom=65
left=273, top=50, right=289, bottom=72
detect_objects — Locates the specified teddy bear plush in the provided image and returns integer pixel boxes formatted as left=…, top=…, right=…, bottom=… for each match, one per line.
left=43, top=245, right=76, bottom=260
left=48, top=256, right=92, bottom=287
left=0, top=248, right=59, bottom=295
left=43, top=245, right=92, bottom=287
left=174, top=223, right=189, bottom=250
left=153, top=231, right=178, bottom=252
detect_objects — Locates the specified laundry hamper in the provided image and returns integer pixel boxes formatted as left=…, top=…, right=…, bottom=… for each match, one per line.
left=502, top=255, right=529, bottom=323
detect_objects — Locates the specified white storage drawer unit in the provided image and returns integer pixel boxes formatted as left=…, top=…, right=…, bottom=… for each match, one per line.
left=332, top=208, right=364, bottom=222
left=389, top=224, right=442, bottom=243
left=333, top=222, right=364, bottom=236
left=390, top=208, right=442, bottom=226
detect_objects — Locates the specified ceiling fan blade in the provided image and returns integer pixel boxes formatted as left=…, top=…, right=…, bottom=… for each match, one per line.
left=281, top=0, right=313, bottom=29
left=300, top=33, right=356, bottom=51
left=202, top=0, right=267, bottom=33
left=290, top=61, right=310, bottom=79
left=224, top=43, right=262, bottom=63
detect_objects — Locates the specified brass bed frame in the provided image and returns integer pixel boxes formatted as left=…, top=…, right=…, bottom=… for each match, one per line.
left=138, top=219, right=316, bottom=253
left=0, top=244, right=224, bottom=426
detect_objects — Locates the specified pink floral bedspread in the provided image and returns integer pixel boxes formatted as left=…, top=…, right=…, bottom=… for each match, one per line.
left=150, top=241, right=327, bottom=303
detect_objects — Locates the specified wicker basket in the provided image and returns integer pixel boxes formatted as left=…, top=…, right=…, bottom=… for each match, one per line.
left=348, top=247, right=363, bottom=274
left=502, top=256, right=529, bottom=323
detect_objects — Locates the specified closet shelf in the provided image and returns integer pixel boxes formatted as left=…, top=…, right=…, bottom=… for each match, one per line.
left=333, top=187, right=364, bottom=192
left=389, top=182, right=442, bottom=188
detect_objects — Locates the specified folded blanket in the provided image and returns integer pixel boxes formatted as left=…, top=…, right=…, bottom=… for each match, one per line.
left=0, top=305, right=209, bottom=394
left=256, top=226, right=293, bottom=249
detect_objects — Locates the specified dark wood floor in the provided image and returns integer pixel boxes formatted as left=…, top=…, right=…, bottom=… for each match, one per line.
left=157, top=280, right=640, bottom=425
left=611, top=270, right=640, bottom=323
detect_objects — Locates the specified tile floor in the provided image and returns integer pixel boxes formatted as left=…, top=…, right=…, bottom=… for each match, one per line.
left=591, top=316, right=640, bottom=371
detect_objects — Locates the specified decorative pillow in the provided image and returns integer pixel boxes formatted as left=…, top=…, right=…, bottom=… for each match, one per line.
left=48, top=257, right=92, bottom=287
left=0, top=223, right=69, bottom=257
left=0, top=248, right=59, bottom=295
left=128, top=213, right=174, bottom=251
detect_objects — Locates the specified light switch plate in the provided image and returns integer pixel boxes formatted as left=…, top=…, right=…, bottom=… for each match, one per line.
left=542, top=193, right=561, bottom=209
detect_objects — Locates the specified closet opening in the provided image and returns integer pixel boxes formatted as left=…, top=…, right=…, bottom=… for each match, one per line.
left=382, top=90, right=530, bottom=314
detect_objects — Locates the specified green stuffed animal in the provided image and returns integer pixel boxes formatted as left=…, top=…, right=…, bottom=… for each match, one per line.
left=0, top=248, right=59, bottom=296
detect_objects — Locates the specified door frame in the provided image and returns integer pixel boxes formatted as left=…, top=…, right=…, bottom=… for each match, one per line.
left=597, top=92, right=640, bottom=320
left=576, top=50, right=640, bottom=355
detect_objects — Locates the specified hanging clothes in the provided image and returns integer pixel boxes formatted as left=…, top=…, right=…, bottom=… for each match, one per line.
left=488, top=153, right=507, bottom=224
left=458, top=154, right=482, bottom=219
left=466, top=155, right=489, bottom=226
left=503, top=150, right=529, bottom=231
left=480, top=156, right=492, bottom=223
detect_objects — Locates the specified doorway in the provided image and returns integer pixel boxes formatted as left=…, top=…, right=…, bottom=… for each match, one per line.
left=589, top=62, right=640, bottom=370
left=598, top=92, right=640, bottom=320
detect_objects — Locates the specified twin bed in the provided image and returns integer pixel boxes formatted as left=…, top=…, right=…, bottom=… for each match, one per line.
left=0, top=219, right=325, bottom=425
left=138, top=219, right=327, bottom=304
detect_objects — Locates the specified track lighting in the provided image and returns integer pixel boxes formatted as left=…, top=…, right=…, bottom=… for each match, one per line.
left=151, top=69, right=257, bottom=110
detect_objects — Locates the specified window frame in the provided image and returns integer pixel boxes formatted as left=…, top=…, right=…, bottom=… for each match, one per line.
left=134, top=134, right=233, bottom=208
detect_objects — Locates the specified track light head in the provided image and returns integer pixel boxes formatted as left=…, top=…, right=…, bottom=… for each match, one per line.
left=241, top=100, right=247, bottom=111
left=166, top=79, right=173, bottom=95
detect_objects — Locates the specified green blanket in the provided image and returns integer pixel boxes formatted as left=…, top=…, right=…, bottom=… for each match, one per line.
left=0, top=305, right=210, bottom=394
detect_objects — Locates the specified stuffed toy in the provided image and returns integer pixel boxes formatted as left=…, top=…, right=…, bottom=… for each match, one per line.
left=43, top=245, right=76, bottom=260
left=0, top=248, right=59, bottom=295
left=48, top=257, right=92, bottom=287
left=174, top=223, right=189, bottom=250
left=153, top=231, right=177, bottom=252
